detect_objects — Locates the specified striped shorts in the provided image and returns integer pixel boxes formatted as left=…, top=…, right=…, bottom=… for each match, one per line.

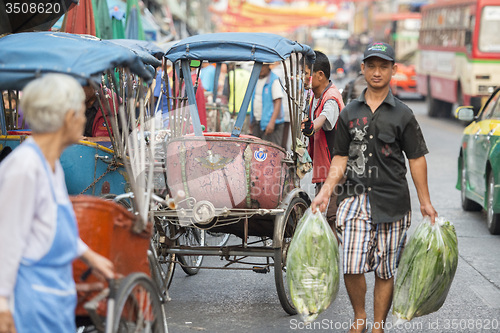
left=336, top=193, right=411, bottom=279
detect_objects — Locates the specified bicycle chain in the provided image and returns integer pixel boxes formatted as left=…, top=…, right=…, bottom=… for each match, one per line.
left=79, top=161, right=119, bottom=195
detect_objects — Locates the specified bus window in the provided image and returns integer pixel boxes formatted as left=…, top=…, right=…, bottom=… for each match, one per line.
left=479, top=6, right=500, bottom=52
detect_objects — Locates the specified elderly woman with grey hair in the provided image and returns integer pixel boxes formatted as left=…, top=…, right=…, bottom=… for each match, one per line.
left=0, top=74, right=115, bottom=333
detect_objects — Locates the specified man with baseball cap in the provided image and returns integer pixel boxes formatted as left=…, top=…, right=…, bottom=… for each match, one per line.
left=363, top=42, right=396, bottom=62
left=311, top=42, right=437, bottom=333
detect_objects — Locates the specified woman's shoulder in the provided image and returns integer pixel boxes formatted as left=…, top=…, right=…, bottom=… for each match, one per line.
left=0, top=142, right=43, bottom=178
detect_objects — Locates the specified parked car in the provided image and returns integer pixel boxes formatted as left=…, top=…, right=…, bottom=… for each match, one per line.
left=456, top=87, right=500, bottom=235
left=391, top=63, right=421, bottom=99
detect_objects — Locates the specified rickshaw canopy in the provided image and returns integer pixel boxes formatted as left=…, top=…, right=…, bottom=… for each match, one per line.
left=163, top=32, right=316, bottom=138
left=165, top=32, right=316, bottom=64
left=107, top=39, right=162, bottom=77
left=108, top=39, right=165, bottom=59
left=0, top=31, right=153, bottom=90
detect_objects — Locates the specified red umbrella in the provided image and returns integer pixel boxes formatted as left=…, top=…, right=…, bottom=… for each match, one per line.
left=62, top=0, right=96, bottom=35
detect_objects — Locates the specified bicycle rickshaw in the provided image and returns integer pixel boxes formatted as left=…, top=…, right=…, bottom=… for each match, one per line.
left=149, top=32, right=315, bottom=314
left=0, top=31, right=168, bottom=332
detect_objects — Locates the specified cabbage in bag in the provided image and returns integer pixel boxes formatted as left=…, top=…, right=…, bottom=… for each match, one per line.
left=392, top=216, right=458, bottom=324
left=286, top=208, right=340, bottom=323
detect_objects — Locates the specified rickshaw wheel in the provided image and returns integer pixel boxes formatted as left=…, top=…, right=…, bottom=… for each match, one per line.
left=148, top=241, right=176, bottom=298
left=274, top=196, right=308, bottom=315
left=113, top=273, right=167, bottom=333
left=177, top=227, right=205, bottom=275
left=149, top=218, right=176, bottom=295
left=205, top=230, right=231, bottom=247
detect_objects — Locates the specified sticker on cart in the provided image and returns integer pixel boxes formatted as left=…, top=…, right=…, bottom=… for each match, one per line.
left=254, top=149, right=267, bottom=162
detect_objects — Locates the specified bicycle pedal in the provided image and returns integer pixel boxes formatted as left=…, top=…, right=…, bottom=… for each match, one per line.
left=252, top=266, right=269, bottom=274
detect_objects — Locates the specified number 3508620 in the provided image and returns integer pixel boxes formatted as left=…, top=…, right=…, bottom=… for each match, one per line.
left=6, top=2, right=61, bottom=14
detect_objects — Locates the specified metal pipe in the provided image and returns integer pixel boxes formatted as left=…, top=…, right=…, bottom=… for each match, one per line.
left=166, top=247, right=275, bottom=257
left=181, top=59, right=203, bottom=136
left=283, top=60, right=295, bottom=153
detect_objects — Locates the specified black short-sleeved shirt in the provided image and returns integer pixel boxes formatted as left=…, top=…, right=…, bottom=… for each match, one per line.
left=334, top=89, right=428, bottom=223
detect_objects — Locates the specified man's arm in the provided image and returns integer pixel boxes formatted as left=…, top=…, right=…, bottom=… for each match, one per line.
left=318, top=99, right=340, bottom=131
left=0, top=299, right=15, bottom=333
left=312, top=114, right=327, bottom=132
left=408, top=155, right=437, bottom=223
left=301, top=99, right=339, bottom=135
left=80, top=248, right=115, bottom=280
left=311, top=155, right=348, bottom=213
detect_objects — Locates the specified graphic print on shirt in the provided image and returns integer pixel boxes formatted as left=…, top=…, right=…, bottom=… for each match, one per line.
left=347, top=124, right=369, bottom=176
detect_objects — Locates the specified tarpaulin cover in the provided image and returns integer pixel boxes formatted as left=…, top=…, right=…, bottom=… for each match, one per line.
left=0, top=31, right=153, bottom=90
left=165, top=32, right=315, bottom=64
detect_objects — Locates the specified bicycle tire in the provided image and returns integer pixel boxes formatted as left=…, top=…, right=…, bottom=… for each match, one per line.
left=275, top=196, right=308, bottom=315
left=177, top=227, right=205, bottom=275
left=112, top=273, right=167, bottom=333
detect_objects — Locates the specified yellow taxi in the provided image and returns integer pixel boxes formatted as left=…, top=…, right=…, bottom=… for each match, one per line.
left=456, top=87, right=500, bottom=234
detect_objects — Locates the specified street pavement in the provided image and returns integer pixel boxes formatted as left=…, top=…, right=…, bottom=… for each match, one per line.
left=163, top=100, right=500, bottom=333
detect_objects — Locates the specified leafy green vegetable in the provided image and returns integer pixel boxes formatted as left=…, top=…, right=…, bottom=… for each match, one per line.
left=287, top=208, right=340, bottom=323
left=393, top=217, right=458, bottom=324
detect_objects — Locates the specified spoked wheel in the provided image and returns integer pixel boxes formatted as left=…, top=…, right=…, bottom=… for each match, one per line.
left=274, top=196, right=308, bottom=315
left=148, top=228, right=176, bottom=298
left=205, top=231, right=231, bottom=247
left=177, top=227, right=205, bottom=275
left=113, top=273, right=167, bottom=333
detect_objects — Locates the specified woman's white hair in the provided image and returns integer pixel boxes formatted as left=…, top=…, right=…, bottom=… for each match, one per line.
left=20, top=74, right=85, bottom=133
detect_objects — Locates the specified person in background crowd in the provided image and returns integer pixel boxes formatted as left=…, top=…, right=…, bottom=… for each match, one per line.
left=83, top=84, right=118, bottom=138
left=166, top=64, right=208, bottom=131
left=271, top=62, right=292, bottom=150
left=301, top=50, right=345, bottom=230
left=153, top=66, right=172, bottom=128
left=333, top=55, right=346, bottom=74
left=342, top=71, right=368, bottom=105
left=226, top=62, right=251, bottom=134
left=215, top=63, right=229, bottom=105
left=199, top=62, right=216, bottom=97
left=2, top=91, right=16, bottom=112
left=311, top=42, right=437, bottom=333
left=250, top=63, right=284, bottom=147
left=224, top=63, right=251, bottom=134
left=2, top=91, right=23, bottom=130
left=191, top=67, right=208, bottom=131
left=0, top=74, right=115, bottom=333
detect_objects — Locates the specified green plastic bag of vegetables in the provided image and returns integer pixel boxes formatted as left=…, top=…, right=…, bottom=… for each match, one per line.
left=393, top=216, right=458, bottom=325
left=286, top=208, right=340, bottom=323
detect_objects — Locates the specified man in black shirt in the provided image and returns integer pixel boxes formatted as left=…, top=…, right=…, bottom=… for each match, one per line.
left=311, top=42, right=437, bottom=333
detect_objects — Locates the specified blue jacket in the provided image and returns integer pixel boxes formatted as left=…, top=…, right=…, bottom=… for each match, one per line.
left=251, top=71, right=284, bottom=131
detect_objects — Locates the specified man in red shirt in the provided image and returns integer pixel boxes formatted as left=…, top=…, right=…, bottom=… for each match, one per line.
left=301, top=50, right=345, bottom=229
